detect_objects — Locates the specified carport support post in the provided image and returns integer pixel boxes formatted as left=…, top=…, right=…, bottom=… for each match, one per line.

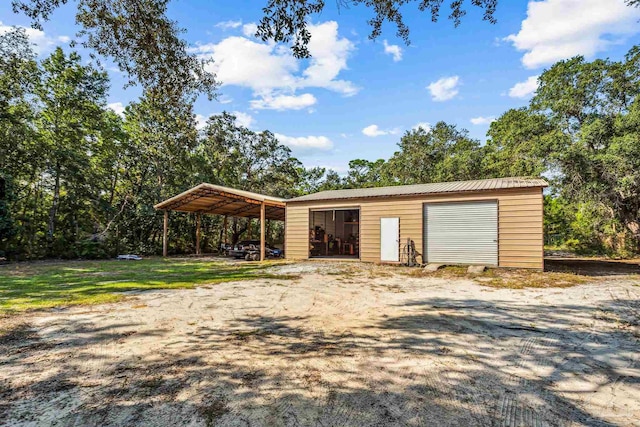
left=163, top=210, right=168, bottom=257
left=195, top=212, right=201, bottom=255
left=260, top=202, right=266, bottom=261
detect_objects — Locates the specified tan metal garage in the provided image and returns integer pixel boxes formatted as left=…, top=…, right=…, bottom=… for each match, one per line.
left=285, top=177, right=547, bottom=269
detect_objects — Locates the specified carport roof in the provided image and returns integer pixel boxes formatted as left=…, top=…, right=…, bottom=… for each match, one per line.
left=154, top=183, right=286, bottom=221
left=287, top=177, right=548, bottom=203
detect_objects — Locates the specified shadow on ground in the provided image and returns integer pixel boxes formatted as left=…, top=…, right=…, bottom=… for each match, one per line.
left=1, top=286, right=639, bottom=426
left=545, top=257, right=640, bottom=277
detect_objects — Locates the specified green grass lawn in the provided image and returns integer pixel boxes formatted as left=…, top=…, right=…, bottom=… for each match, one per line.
left=0, top=258, right=295, bottom=313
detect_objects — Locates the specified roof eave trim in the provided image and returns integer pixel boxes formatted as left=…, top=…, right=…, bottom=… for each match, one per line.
left=285, top=183, right=548, bottom=203
left=154, top=183, right=286, bottom=210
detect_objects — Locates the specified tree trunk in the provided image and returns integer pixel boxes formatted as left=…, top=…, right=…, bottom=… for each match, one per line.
left=625, top=219, right=640, bottom=252
left=47, top=162, right=61, bottom=253
left=28, top=179, right=42, bottom=257
left=231, top=217, right=248, bottom=246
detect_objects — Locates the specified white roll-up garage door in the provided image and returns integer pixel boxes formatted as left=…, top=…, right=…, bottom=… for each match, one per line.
left=424, top=201, right=498, bottom=266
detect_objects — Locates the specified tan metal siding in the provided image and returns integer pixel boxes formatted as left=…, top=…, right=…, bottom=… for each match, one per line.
left=285, top=187, right=544, bottom=269
left=284, top=204, right=309, bottom=259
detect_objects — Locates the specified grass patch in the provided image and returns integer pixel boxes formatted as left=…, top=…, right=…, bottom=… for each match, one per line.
left=326, top=265, right=360, bottom=278
left=402, top=266, right=474, bottom=279
left=400, top=266, right=588, bottom=289
left=0, top=258, right=298, bottom=313
left=479, top=270, right=587, bottom=289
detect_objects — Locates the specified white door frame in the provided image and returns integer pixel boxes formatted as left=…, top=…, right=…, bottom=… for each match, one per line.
left=380, top=217, right=400, bottom=262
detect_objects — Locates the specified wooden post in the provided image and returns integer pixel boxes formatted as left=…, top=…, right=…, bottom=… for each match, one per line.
left=248, top=218, right=252, bottom=239
left=195, top=212, right=201, bottom=255
left=163, top=210, right=168, bottom=257
left=260, top=202, right=266, bottom=261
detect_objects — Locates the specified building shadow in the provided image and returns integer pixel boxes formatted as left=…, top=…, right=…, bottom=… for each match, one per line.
left=1, top=296, right=638, bottom=426
left=545, top=257, right=640, bottom=276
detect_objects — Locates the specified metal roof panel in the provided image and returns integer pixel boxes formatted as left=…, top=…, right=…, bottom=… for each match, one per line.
left=286, top=177, right=548, bottom=203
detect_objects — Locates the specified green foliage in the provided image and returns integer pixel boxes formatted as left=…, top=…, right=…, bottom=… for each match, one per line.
left=12, top=0, right=217, bottom=108
left=197, top=112, right=303, bottom=198
left=35, top=48, right=110, bottom=254
left=257, top=0, right=497, bottom=58
left=11, top=0, right=639, bottom=67
left=0, top=175, right=16, bottom=257
left=485, top=108, right=559, bottom=177
left=72, top=240, right=109, bottom=259
left=385, top=121, right=489, bottom=185
left=0, top=37, right=307, bottom=259
left=543, top=195, right=571, bottom=246
left=531, top=49, right=640, bottom=253
left=0, top=28, right=40, bottom=258
left=344, top=159, right=387, bottom=188
left=2, top=23, right=640, bottom=259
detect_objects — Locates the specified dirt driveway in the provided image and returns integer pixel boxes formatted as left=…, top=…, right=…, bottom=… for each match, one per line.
left=1, top=261, right=639, bottom=426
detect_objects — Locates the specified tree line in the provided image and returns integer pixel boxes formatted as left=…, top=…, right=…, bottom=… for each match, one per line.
left=1, top=28, right=639, bottom=259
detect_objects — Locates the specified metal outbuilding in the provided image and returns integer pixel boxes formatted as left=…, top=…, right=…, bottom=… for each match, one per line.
left=155, top=177, right=548, bottom=269
left=285, top=177, right=548, bottom=269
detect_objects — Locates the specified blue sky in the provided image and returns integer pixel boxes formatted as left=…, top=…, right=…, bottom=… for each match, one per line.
left=2, top=0, right=640, bottom=173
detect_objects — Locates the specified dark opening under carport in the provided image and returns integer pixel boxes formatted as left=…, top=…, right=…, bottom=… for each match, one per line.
left=154, top=183, right=286, bottom=261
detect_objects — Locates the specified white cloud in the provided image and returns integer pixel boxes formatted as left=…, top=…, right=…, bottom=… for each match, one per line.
left=0, top=21, right=70, bottom=55
left=362, top=124, right=400, bottom=137
left=508, top=75, right=539, bottom=99
left=107, top=102, right=126, bottom=117
left=383, top=40, right=403, bottom=62
left=274, top=133, right=333, bottom=150
left=194, top=20, right=357, bottom=110
left=232, top=111, right=254, bottom=128
left=107, top=65, right=123, bottom=74
left=470, top=116, right=496, bottom=125
left=215, top=20, right=242, bottom=30
left=195, top=114, right=208, bottom=130
left=505, top=0, right=640, bottom=69
left=242, top=23, right=258, bottom=38
left=412, top=122, right=431, bottom=132
left=218, top=94, right=233, bottom=104
left=362, top=125, right=385, bottom=137
left=427, top=76, right=460, bottom=102
left=301, top=21, right=358, bottom=96
left=193, top=36, right=298, bottom=94
left=250, top=93, right=317, bottom=110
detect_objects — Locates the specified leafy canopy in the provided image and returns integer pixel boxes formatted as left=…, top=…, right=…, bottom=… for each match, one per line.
left=12, top=0, right=218, bottom=106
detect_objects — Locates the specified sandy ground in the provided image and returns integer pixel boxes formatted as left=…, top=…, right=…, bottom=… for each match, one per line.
left=1, top=261, right=639, bottom=427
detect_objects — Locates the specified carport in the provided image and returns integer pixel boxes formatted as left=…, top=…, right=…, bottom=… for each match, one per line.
left=154, top=183, right=286, bottom=261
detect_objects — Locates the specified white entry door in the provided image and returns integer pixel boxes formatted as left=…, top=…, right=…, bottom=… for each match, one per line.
left=380, top=217, right=400, bottom=262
